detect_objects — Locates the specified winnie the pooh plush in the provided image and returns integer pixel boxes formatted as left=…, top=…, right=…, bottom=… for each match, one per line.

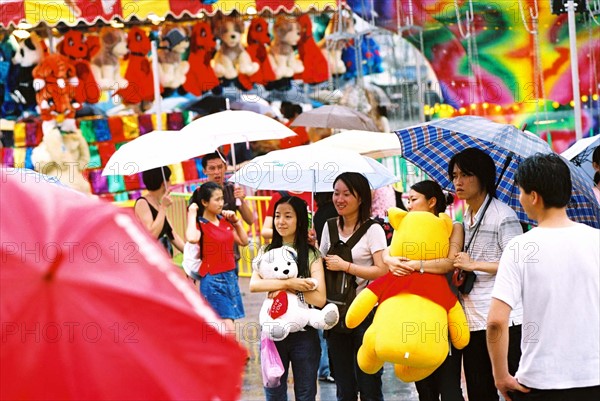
left=345, top=208, right=469, bottom=382
left=254, top=246, right=339, bottom=341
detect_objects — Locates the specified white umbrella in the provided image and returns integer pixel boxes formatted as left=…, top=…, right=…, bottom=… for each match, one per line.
left=228, top=144, right=398, bottom=194
left=561, top=135, right=600, bottom=182
left=178, top=110, right=296, bottom=166
left=102, top=130, right=215, bottom=176
left=312, top=130, right=401, bottom=159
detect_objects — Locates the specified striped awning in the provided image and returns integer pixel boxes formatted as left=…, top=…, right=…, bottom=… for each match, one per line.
left=1, top=0, right=339, bottom=29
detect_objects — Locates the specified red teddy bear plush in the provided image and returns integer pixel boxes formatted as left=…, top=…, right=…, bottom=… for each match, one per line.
left=117, top=26, right=155, bottom=105
left=182, top=20, right=220, bottom=96
left=57, top=29, right=101, bottom=104
left=246, top=17, right=276, bottom=86
left=295, top=14, right=329, bottom=84
left=32, top=53, right=80, bottom=127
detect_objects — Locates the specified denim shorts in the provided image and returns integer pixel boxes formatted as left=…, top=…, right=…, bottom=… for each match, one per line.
left=199, top=269, right=245, bottom=320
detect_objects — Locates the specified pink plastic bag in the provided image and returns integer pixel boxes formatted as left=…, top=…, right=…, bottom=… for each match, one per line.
left=260, top=333, right=285, bottom=388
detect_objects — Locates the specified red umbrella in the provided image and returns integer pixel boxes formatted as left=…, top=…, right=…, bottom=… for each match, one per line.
left=0, top=169, right=247, bottom=400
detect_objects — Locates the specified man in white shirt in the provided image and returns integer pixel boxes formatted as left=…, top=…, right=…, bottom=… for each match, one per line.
left=450, top=148, right=523, bottom=401
left=487, top=153, right=600, bottom=401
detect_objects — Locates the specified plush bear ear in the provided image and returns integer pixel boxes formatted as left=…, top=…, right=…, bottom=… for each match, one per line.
left=438, top=213, right=454, bottom=237
left=283, top=246, right=298, bottom=263
left=387, top=207, right=407, bottom=230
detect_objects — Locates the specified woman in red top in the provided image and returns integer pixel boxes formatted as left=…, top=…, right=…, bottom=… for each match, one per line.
left=186, top=182, right=249, bottom=327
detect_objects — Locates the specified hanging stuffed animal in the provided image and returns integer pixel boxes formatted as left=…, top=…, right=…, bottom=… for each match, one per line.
left=267, top=16, right=304, bottom=90
left=158, top=24, right=190, bottom=97
left=245, top=16, right=276, bottom=86
left=212, top=14, right=259, bottom=91
left=57, top=29, right=101, bottom=104
left=0, top=33, right=19, bottom=117
left=182, top=20, right=220, bottom=96
left=295, top=14, right=328, bottom=84
left=319, top=12, right=351, bottom=77
left=345, top=209, right=470, bottom=382
left=116, top=26, right=155, bottom=106
left=32, top=53, right=80, bottom=132
left=90, top=27, right=128, bottom=91
left=31, top=121, right=91, bottom=194
left=10, top=32, right=45, bottom=115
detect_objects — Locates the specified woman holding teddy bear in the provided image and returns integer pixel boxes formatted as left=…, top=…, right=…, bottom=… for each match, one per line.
left=250, top=196, right=327, bottom=401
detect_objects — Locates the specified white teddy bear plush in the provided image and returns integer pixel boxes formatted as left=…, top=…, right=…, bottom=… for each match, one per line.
left=254, top=246, right=339, bottom=341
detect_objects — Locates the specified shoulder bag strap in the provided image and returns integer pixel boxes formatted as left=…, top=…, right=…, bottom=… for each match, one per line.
left=327, top=217, right=340, bottom=243
left=464, top=196, right=494, bottom=252
left=346, top=219, right=376, bottom=249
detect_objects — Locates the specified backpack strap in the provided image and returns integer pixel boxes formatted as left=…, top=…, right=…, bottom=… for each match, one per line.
left=327, top=217, right=340, bottom=244
left=346, top=219, right=376, bottom=249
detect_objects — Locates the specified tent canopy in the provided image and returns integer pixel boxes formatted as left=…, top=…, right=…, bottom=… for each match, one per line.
left=1, top=0, right=338, bottom=29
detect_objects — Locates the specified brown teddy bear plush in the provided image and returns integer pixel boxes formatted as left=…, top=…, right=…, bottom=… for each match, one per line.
left=267, top=16, right=304, bottom=90
left=32, top=53, right=80, bottom=132
left=319, top=13, right=352, bottom=76
left=183, top=20, right=220, bottom=96
left=158, top=24, right=190, bottom=96
left=212, top=14, right=259, bottom=90
left=90, top=27, right=128, bottom=91
left=57, top=29, right=101, bottom=104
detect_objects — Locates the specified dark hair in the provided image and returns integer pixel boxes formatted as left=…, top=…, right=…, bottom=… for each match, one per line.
left=201, top=152, right=224, bottom=169
left=314, top=192, right=333, bottom=208
left=411, top=180, right=454, bottom=215
left=280, top=102, right=302, bottom=120
left=333, top=172, right=372, bottom=230
left=188, top=181, right=223, bottom=218
left=268, top=196, right=315, bottom=278
left=515, top=153, right=571, bottom=208
left=142, top=166, right=171, bottom=191
left=448, top=148, right=496, bottom=197
left=593, top=146, right=600, bottom=165
left=595, top=172, right=600, bottom=186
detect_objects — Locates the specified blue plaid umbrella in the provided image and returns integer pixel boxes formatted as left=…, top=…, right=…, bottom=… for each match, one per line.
left=395, top=116, right=600, bottom=228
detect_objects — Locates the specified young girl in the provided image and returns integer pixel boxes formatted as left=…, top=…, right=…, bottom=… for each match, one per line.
left=382, top=180, right=465, bottom=401
left=319, top=172, right=388, bottom=401
left=250, top=196, right=326, bottom=401
left=186, top=182, right=248, bottom=326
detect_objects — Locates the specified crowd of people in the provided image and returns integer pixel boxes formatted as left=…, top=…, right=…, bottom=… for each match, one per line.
left=134, top=142, right=599, bottom=401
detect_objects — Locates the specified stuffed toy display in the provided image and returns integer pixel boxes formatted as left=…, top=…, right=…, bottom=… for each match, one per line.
left=212, top=15, right=259, bottom=91
left=57, top=30, right=101, bottom=104
left=267, top=16, right=304, bottom=90
left=31, top=121, right=92, bottom=194
left=158, top=25, right=190, bottom=96
left=295, top=14, right=328, bottom=84
left=254, top=246, right=339, bottom=341
left=245, top=17, right=276, bottom=86
left=182, top=21, right=219, bottom=96
left=10, top=32, right=45, bottom=115
left=342, top=34, right=384, bottom=80
left=90, top=27, right=128, bottom=91
left=345, top=209, right=470, bottom=382
left=319, top=13, right=351, bottom=77
left=32, top=53, right=80, bottom=132
left=117, top=26, right=156, bottom=106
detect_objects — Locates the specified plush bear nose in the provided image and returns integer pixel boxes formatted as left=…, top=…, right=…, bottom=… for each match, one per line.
left=283, top=269, right=289, bottom=275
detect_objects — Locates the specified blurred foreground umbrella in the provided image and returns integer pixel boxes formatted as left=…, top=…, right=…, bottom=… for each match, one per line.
left=312, top=130, right=400, bottom=159
left=0, top=169, right=247, bottom=400
left=291, top=105, right=379, bottom=131
left=395, top=116, right=600, bottom=228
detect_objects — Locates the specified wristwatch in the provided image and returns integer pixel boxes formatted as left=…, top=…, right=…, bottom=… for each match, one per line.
left=419, top=260, right=424, bottom=274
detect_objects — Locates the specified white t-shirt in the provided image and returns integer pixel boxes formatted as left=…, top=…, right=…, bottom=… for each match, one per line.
left=462, top=196, right=524, bottom=330
left=319, top=220, right=387, bottom=293
left=493, top=223, right=600, bottom=389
